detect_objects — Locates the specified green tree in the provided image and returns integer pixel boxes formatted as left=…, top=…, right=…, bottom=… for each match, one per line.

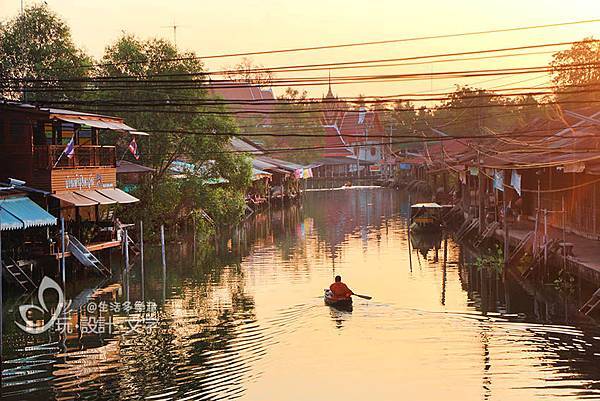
left=222, top=56, right=273, bottom=85
left=380, top=100, right=421, bottom=151
left=427, top=86, right=542, bottom=138
left=266, top=87, right=325, bottom=164
left=94, top=35, right=252, bottom=234
left=551, top=37, right=600, bottom=103
left=0, top=4, right=91, bottom=101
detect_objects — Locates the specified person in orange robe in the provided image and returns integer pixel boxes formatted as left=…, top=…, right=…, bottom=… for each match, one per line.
left=329, top=275, right=354, bottom=300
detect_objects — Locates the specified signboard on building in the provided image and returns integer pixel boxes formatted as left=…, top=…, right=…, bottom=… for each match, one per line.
left=51, top=167, right=116, bottom=192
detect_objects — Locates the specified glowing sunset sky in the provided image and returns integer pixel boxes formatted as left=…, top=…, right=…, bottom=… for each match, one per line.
left=2, top=0, right=600, bottom=99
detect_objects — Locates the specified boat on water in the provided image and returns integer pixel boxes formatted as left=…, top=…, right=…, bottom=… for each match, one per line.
left=324, top=289, right=353, bottom=310
left=410, top=202, right=444, bottom=232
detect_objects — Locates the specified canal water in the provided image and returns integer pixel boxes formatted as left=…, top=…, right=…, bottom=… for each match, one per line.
left=2, top=188, right=600, bottom=400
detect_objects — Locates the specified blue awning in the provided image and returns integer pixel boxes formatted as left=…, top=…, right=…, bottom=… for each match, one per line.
left=0, top=197, right=57, bottom=231
left=0, top=207, right=24, bottom=230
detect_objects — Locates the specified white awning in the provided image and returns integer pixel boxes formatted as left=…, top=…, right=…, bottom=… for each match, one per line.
left=53, top=191, right=98, bottom=207
left=53, top=189, right=139, bottom=206
left=411, top=202, right=443, bottom=209
left=96, top=188, right=139, bottom=204
left=129, top=130, right=150, bottom=136
left=75, top=190, right=116, bottom=205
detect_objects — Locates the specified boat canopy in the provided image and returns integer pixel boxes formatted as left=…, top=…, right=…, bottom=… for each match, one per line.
left=411, top=202, right=443, bottom=209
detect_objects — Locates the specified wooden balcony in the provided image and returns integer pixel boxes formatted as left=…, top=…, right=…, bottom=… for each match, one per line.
left=34, top=145, right=116, bottom=170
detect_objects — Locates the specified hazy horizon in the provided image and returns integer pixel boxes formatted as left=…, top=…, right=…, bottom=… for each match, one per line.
left=2, top=0, right=599, bottom=99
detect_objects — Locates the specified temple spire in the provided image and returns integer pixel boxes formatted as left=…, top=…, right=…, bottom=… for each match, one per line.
left=326, top=70, right=334, bottom=99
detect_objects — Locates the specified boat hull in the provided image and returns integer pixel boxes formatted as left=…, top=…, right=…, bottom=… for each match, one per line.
left=324, top=290, right=353, bottom=310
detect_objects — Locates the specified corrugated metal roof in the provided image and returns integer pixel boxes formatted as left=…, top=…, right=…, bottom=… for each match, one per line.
left=0, top=197, right=57, bottom=231
left=252, top=168, right=272, bottom=180
left=54, top=116, right=136, bottom=132
left=230, top=137, right=263, bottom=154
left=0, top=206, right=25, bottom=231
left=117, top=160, right=155, bottom=174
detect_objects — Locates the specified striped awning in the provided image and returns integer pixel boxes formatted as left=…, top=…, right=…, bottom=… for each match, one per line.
left=75, top=190, right=116, bottom=205
left=0, top=197, right=57, bottom=231
left=96, top=188, right=139, bottom=204
left=53, top=189, right=139, bottom=206
left=53, top=191, right=98, bottom=207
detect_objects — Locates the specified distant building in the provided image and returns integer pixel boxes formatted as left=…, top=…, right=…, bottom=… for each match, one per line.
left=208, top=81, right=276, bottom=128
left=315, top=81, right=388, bottom=177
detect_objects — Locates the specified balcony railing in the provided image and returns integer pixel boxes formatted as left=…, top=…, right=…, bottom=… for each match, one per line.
left=34, top=145, right=116, bottom=169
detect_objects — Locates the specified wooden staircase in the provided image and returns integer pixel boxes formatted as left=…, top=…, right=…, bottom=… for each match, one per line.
left=67, top=234, right=111, bottom=277
left=522, top=239, right=560, bottom=279
left=579, top=288, right=600, bottom=316
left=473, top=221, right=499, bottom=247
left=507, top=231, right=534, bottom=269
left=125, top=232, right=140, bottom=256
left=456, top=219, right=479, bottom=242
left=442, top=204, right=461, bottom=220
left=2, top=257, right=37, bottom=292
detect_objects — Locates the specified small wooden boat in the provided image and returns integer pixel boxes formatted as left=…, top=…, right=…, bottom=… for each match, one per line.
left=324, top=289, right=352, bottom=310
left=410, top=202, right=443, bottom=232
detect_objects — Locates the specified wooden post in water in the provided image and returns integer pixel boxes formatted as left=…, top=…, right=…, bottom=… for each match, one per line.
left=407, top=194, right=413, bottom=273
left=441, top=235, right=447, bottom=305
left=161, top=224, right=166, bottom=301
left=61, top=217, right=66, bottom=287
left=562, top=197, right=566, bottom=272
left=503, top=194, right=509, bottom=275
left=124, top=228, right=129, bottom=303
left=139, top=220, right=144, bottom=301
left=0, top=204, right=3, bottom=359
left=543, top=209, right=548, bottom=275
left=533, top=179, right=540, bottom=251
left=478, top=163, right=485, bottom=234
left=192, top=213, right=196, bottom=262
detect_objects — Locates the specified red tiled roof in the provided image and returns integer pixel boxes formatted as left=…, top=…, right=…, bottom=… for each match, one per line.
left=322, top=126, right=355, bottom=158
left=337, top=108, right=385, bottom=144
left=208, top=81, right=276, bottom=125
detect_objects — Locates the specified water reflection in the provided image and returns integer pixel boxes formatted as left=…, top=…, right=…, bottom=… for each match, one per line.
left=2, top=188, right=600, bottom=401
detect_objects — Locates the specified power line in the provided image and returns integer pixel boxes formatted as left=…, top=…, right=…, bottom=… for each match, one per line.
left=12, top=39, right=588, bottom=81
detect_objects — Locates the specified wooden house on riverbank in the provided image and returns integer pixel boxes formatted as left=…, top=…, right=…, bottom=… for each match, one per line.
left=400, top=107, right=600, bottom=314
left=0, top=101, right=146, bottom=283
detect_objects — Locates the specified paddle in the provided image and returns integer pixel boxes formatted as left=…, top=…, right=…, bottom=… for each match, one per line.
left=352, top=294, right=372, bottom=300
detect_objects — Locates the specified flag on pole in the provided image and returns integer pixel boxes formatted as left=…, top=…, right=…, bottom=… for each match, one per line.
left=64, top=137, right=75, bottom=159
left=128, top=138, right=140, bottom=160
